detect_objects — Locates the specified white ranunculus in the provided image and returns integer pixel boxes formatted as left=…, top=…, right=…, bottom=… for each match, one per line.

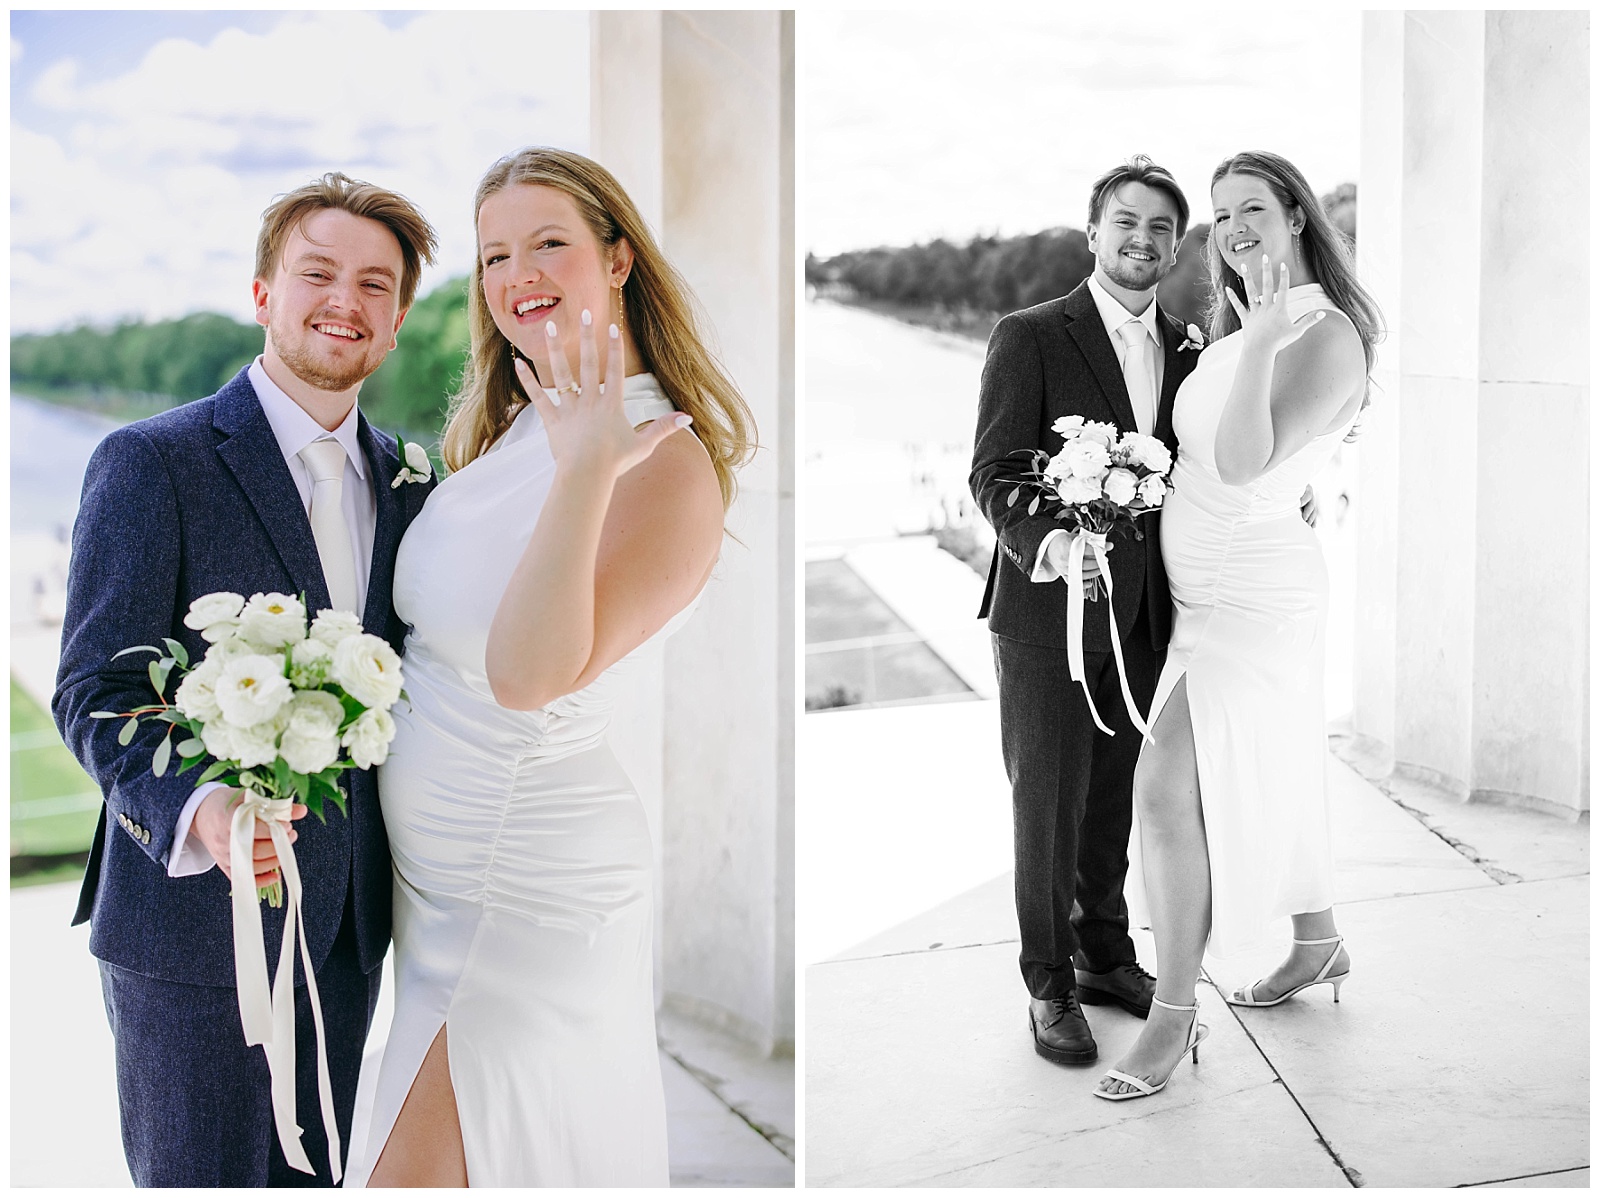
left=214, top=654, right=292, bottom=727
left=279, top=691, right=345, bottom=775
left=289, top=638, right=335, bottom=689
left=237, top=593, right=306, bottom=650
left=1062, top=440, right=1111, bottom=480
left=1055, top=474, right=1104, bottom=505
left=173, top=655, right=225, bottom=723
left=341, top=707, right=396, bottom=770
left=1103, top=468, right=1140, bottom=507
left=1078, top=421, right=1119, bottom=448
left=1138, top=475, right=1168, bottom=508
left=310, top=610, right=364, bottom=647
left=183, top=592, right=245, bottom=636
left=333, top=634, right=404, bottom=710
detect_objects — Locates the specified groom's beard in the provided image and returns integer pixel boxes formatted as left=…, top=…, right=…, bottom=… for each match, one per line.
left=270, top=323, right=388, bottom=393
left=1098, top=248, right=1170, bottom=294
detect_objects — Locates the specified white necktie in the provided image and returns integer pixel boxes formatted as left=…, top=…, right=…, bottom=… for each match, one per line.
left=1116, top=319, right=1154, bottom=436
left=297, top=439, right=360, bottom=617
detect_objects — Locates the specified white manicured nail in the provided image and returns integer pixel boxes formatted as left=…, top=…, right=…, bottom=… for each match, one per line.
left=581, top=308, right=592, bottom=326
left=545, top=320, right=557, bottom=337
left=609, top=323, right=619, bottom=339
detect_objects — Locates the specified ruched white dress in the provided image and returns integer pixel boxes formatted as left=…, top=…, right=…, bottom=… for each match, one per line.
left=1130, top=286, right=1357, bottom=959
left=345, top=375, right=684, bottom=1187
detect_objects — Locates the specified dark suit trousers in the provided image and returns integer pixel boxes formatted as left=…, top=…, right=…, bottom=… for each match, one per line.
left=97, top=894, right=380, bottom=1187
left=994, top=598, right=1165, bottom=1000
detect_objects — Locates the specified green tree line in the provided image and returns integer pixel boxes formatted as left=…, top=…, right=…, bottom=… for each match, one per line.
left=10, top=276, right=473, bottom=446
left=806, top=183, right=1357, bottom=335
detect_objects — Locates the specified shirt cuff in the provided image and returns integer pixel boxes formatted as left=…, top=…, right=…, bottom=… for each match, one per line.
left=1031, top=528, right=1070, bottom=583
left=167, top=782, right=228, bottom=877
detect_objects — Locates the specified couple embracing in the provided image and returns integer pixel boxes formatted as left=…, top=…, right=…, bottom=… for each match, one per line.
left=54, top=149, right=754, bottom=1186
left=972, top=153, right=1381, bottom=1100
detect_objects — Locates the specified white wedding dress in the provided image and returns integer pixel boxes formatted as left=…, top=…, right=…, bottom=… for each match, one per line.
left=345, top=374, right=687, bottom=1186
left=1130, top=286, right=1359, bottom=959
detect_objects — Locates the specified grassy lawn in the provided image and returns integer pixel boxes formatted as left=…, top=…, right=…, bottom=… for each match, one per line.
left=10, top=678, right=100, bottom=886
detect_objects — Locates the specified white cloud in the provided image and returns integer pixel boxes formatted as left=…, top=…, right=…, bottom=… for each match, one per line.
left=11, top=11, right=589, bottom=332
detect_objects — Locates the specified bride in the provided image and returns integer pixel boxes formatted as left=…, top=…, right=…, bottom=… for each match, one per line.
left=1096, top=151, right=1382, bottom=1101
left=345, top=147, right=755, bottom=1183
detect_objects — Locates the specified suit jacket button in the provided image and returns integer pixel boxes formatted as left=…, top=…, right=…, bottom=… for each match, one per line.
left=142, top=830, right=151, bottom=845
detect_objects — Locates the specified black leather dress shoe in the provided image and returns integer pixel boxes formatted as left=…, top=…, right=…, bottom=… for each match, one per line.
left=1075, top=960, right=1157, bottom=1019
left=1028, top=992, right=1097, bottom=1065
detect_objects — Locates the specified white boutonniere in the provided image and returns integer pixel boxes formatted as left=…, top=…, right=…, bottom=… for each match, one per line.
left=1178, top=323, right=1206, bottom=353
left=391, top=441, right=434, bottom=488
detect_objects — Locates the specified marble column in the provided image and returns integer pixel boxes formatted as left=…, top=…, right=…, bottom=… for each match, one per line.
left=1353, top=11, right=1589, bottom=816
left=592, top=11, right=796, bottom=1050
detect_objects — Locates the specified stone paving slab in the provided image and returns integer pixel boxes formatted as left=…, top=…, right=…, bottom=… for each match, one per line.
left=806, top=935, right=1300, bottom=1188
left=1228, top=876, right=1589, bottom=1190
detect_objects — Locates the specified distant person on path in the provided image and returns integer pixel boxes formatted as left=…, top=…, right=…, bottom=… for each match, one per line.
left=53, top=173, right=438, bottom=1185
left=1096, top=151, right=1379, bottom=1101
left=970, top=156, right=1200, bottom=1067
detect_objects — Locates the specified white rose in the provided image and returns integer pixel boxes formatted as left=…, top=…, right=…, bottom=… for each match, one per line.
left=183, top=592, right=245, bottom=636
left=310, top=610, right=364, bottom=647
left=341, top=707, right=396, bottom=770
left=1055, top=474, right=1103, bottom=505
left=1041, top=449, right=1072, bottom=481
left=173, top=655, right=225, bottom=723
left=403, top=442, right=433, bottom=477
left=279, top=691, right=345, bottom=775
left=236, top=593, right=307, bottom=650
left=333, top=634, right=404, bottom=710
left=1138, top=475, right=1168, bottom=508
left=213, top=654, right=292, bottom=727
left=199, top=718, right=238, bottom=763
left=1051, top=415, right=1086, bottom=439
left=1103, top=468, right=1139, bottom=506
left=1062, top=440, right=1111, bottom=479
left=229, top=719, right=283, bottom=770
left=1124, top=433, right=1173, bottom=475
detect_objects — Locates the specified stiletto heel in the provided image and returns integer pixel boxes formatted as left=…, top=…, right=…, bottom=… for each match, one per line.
left=1094, top=997, right=1209, bottom=1101
left=1229, top=934, right=1349, bottom=1007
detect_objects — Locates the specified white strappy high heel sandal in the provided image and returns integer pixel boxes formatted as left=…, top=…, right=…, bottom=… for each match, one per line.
left=1093, top=996, right=1209, bottom=1102
left=1229, top=934, right=1349, bottom=1007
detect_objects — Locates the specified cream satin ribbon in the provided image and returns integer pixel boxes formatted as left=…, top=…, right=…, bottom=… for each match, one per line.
left=229, top=790, right=341, bottom=1182
left=1064, top=531, right=1153, bottom=742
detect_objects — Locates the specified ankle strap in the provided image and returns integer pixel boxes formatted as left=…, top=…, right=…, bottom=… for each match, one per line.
left=1293, top=935, right=1343, bottom=946
left=1150, top=996, right=1198, bottom=1012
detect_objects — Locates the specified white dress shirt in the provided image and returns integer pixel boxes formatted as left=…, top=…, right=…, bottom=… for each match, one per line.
left=168, top=358, right=378, bottom=876
left=1032, top=275, right=1166, bottom=583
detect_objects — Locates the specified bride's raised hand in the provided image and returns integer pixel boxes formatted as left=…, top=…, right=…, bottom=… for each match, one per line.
left=517, top=309, right=690, bottom=483
left=1226, top=252, right=1325, bottom=354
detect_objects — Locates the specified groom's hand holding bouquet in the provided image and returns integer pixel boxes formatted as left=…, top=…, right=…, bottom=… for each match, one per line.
left=1005, top=416, right=1173, bottom=737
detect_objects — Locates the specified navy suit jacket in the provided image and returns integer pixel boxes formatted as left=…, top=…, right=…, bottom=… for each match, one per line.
left=969, top=281, right=1195, bottom=654
left=53, top=367, right=433, bottom=987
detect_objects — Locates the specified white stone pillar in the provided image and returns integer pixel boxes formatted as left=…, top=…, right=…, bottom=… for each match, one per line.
left=1354, top=11, right=1589, bottom=816
left=592, top=11, right=795, bottom=1050
left=1469, top=11, right=1589, bottom=810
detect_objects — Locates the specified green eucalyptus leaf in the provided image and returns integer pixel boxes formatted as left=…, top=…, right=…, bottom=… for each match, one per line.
left=152, top=736, right=172, bottom=778
left=162, top=638, right=190, bottom=669
left=1006, top=486, right=1021, bottom=508
left=117, top=717, right=140, bottom=746
left=112, top=645, right=161, bottom=660
left=1027, top=495, right=1040, bottom=516
left=176, top=738, right=205, bottom=756
left=90, top=711, right=120, bottom=719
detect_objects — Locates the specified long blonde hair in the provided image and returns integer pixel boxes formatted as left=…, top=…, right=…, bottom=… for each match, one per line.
left=441, top=148, right=756, bottom=509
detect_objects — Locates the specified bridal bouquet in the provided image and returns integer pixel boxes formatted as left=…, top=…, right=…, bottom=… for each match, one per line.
left=95, top=591, right=404, bottom=904
left=92, top=590, right=404, bottom=1182
left=1005, top=418, right=1174, bottom=738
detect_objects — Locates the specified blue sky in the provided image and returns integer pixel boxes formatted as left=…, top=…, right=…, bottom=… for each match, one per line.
left=803, top=10, right=1364, bottom=255
left=10, top=10, right=589, bottom=333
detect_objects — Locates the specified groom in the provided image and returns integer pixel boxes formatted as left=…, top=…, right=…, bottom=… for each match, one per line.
left=53, top=173, right=437, bottom=1184
left=970, top=156, right=1196, bottom=1065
